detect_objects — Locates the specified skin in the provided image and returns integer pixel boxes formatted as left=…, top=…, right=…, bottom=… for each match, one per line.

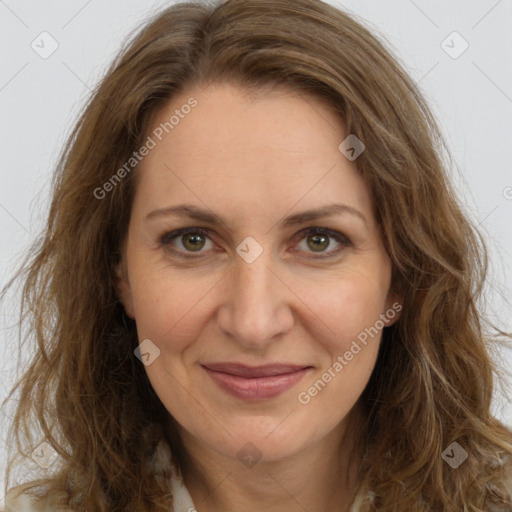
left=116, top=82, right=402, bottom=512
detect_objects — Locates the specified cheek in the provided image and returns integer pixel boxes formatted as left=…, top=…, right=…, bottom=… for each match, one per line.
left=129, top=268, right=216, bottom=353
left=295, top=266, right=391, bottom=351
left=294, top=274, right=387, bottom=420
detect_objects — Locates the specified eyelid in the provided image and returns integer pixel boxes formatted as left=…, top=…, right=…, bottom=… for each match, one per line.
left=159, top=226, right=352, bottom=259
left=160, top=226, right=211, bottom=246
left=291, top=226, right=352, bottom=259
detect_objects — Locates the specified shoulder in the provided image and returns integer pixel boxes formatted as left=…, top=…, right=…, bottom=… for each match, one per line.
left=0, top=482, right=71, bottom=512
left=486, top=452, right=512, bottom=510
left=2, top=437, right=193, bottom=512
left=347, top=479, right=375, bottom=512
left=3, top=483, right=71, bottom=512
left=345, top=451, right=512, bottom=512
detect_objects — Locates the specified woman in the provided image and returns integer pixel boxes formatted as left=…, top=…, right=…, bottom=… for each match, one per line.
left=2, top=0, right=511, bottom=510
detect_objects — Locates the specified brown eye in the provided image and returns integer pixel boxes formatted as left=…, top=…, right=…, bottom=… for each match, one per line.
left=160, top=228, right=214, bottom=257
left=306, top=233, right=330, bottom=252
left=160, top=226, right=352, bottom=261
left=295, top=227, right=352, bottom=258
left=182, top=233, right=206, bottom=251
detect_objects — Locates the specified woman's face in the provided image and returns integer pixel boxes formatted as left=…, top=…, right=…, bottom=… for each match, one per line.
left=117, top=82, right=401, bottom=463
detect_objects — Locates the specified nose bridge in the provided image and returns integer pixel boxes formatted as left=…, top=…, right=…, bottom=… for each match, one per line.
left=218, top=248, right=293, bottom=347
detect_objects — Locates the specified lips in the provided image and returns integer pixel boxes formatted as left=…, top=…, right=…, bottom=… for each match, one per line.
left=201, top=362, right=312, bottom=400
left=202, top=363, right=309, bottom=378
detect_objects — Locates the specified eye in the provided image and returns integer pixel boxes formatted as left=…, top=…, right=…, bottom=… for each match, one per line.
left=293, top=227, right=352, bottom=258
left=160, top=227, right=214, bottom=257
left=159, top=226, right=352, bottom=259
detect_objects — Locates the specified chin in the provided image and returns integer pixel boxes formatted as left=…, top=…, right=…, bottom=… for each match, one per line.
left=211, top=416, right=321, bottom=464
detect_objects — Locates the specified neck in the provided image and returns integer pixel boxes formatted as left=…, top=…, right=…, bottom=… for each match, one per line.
left=178, top=404, right=364, bottom=512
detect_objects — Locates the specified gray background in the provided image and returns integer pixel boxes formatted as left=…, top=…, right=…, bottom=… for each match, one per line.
left=1, top=0, right=511, bottom=502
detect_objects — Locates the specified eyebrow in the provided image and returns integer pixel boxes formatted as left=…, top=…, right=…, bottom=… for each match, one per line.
left=145, top=203, right=368, bottom=228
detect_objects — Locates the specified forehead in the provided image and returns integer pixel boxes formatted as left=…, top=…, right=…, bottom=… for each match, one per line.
left=133, top=82, right=374, bottom=227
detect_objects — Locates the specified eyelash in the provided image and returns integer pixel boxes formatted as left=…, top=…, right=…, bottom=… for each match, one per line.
left=159, top=227, right=352, bottom=260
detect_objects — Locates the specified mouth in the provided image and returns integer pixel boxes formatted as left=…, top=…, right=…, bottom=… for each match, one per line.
left=201, top=363, right=313, bottom=400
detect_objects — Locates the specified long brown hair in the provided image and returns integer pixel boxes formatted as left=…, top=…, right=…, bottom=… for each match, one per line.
left=3, top=0, right=511, bottom=510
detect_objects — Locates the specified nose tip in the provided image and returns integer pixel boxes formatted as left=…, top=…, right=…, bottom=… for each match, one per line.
left=216, top=257, right=294, bottom=349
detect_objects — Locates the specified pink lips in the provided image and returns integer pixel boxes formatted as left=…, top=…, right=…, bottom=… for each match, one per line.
left=201, top=363, right=311, bottom=400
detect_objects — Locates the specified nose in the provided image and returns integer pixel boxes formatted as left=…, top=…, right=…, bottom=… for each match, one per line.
left=216, top=249, right=294, bottom=350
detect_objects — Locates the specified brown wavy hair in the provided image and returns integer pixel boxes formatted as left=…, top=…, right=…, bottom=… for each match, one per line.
left=3, top=0, right=512, bottom=510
